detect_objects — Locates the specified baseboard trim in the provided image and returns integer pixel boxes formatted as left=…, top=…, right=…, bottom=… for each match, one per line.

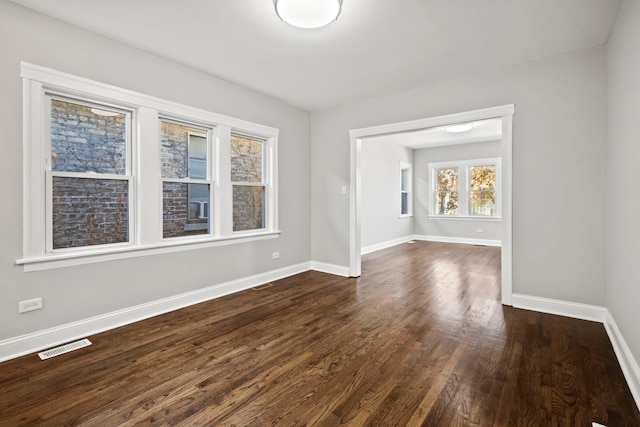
left=309, top=261, right=350, bottom=277
left=512, top=293, right=639, bottom=410
left=511, top=293, right=607, bottom=322
left=0, top=262, right=311, bottom=363
left=414, top=235, right=502, bottom=247
left=604, top=311, right=640, bottom=409
left=361, top=236, right=414, bottom=255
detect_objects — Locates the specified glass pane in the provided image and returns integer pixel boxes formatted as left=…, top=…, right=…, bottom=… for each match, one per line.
left=436, top=168, right=458, bottom=192
left=51, top=99, right=127, bottom=174
left=233, top=185, right=265, bottom=231
left=161, top=121, right=208, bottom=179
left=188, top=134, right=207, bottom=179
left=401, top=192, right=409, bottom=215
left=163, top=182, right=210, bottom=238
left=470, top=191, right=496, bottom=216
left=52, top=177, right=128, bottom=249
left=470, top=165, right=495, bottom=191
left=231, top=135, right=263, bottom=183
left=435, top=191, right=458, bottom=215
left=401, top=169, right=409, bottom=192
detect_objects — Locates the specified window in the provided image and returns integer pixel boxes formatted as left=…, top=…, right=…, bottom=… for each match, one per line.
left=469, top=165, right=496, bottom=216
left=160, top=120, right=212, bottom=238
left=231, top=134, right=266, bottom=232
left=48, top=98, right=133, bottom=250
left=434, top=167, right=458, bottom=215
left=428, top=158, right=501, bottom=218
left=20, top=63, right=279, bottom=270
left=400, top=161, right=412, bottom=216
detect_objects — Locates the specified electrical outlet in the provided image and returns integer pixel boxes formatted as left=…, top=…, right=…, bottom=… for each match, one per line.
left=476, top=228, right=484, bottom=233
left=19, top=297, right=43, bottom=313
left=272, top=251, right=280, bottom=259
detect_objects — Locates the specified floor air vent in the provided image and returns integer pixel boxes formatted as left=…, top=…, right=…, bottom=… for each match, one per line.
left=38, top=339, right=92, bottom=360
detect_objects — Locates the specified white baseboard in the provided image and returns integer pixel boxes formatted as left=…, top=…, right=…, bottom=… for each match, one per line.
left=309, top=261, right=350, bottom=277
left=604, top=311, right=640, bottom=409
left=0, top=262, right=311, bottom=363
left=414, top=234, right=501, bottom=247
left=511, top=293, right=607, bottom=322
left=512, top=293, right=639, bottom=410
left=361, top=236, right=414, bottom=255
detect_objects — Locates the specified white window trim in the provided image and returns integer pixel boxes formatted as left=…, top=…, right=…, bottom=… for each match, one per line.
left=230, top=133, right=269, bottom=233
left=18, top=62, right=279, bottom=271
left=399, top=161, right=413, bottom=218
left=428, top=157, right=501, bottom=219
left=158, top=118, right=214, bottom=239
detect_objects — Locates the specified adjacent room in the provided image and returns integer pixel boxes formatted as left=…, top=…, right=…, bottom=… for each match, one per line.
left=1, top=0, right=639, bottom=425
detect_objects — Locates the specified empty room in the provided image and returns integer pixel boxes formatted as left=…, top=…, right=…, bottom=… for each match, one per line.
left=1, top=0, right=639, bottom=425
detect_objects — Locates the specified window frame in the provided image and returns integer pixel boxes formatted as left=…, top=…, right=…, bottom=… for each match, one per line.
left=19, top=62, right=280, bottom=271
left=159, top=118, right=214, bottom=240
left=230, top=132, right=269, bottom=233
left=428, top=157, right=501, bottom=219
left=45, top=94, right=135, bottom=253
left=399, top=161, right=413, bottom=217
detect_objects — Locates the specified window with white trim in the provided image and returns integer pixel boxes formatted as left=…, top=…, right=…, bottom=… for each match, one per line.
left=399, top=161, right=412, bottom=217
left=428, top=158, right=501, bottom=218
left=48, top=97, right=133, bottom=250
left=160, top=120, right=212, bottom=238
left=231, top=134, right=267, bottom=232
left=19, top=63, right=279, bottom=270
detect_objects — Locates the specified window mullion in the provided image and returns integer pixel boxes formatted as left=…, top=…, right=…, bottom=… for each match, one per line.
left=217, top=126, right=233, bottom=236
left=138, top=107, right=160, bottom=246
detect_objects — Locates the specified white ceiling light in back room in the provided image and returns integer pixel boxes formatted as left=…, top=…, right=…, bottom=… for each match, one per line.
left=446, top=124, right=473, bottom=133
left=274, top=0, right=343, bottom=29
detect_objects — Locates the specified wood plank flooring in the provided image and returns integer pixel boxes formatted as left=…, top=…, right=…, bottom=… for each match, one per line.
left=0, top=241, right=638, bottom=426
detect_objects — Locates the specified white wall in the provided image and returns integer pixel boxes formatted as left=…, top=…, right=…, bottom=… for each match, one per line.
left=361, top=142, right=414, bottom=250
left=311, top=45, right=607, bottom=305
left=0, top=2, right=310, bottom=342
left=414, top=140, right=502, bottom=242
left=606, top=0, right=640, bottom=385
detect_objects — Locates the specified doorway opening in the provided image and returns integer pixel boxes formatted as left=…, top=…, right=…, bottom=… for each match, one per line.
left=349, top=105, right=514, bottom=305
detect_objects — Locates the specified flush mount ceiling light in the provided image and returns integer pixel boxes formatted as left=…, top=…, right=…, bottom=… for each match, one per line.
left=274, top=0, right=343, bottom=29
left=445, top=124, right=473, bottom=133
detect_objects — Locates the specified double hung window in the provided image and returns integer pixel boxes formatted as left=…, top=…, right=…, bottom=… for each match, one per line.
left=399, top=161, right=412, bottom=217
left=428, top=158, right=501, bottom=218
left=20, top=63, right=279, bottom=271
left=48, top=97, right=133, bottom=250
left=160, top=120, right=212, bottom=238
left=231, top=134, right=267, bottom=232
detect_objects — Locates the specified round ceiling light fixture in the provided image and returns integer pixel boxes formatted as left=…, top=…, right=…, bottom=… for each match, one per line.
left=274, top=0, right=343, bottom=29
left=445, top=124, right=473, bottom=133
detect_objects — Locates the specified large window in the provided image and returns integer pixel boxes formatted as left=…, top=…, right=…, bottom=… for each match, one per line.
left=20, top=63, right=279, bottom=270
left=428, top=158, right=501, bottom=218
left=49, top=98, right=132, bottom=250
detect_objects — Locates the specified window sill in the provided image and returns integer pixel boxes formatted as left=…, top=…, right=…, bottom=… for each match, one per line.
left=16, top=231, right=281, bottom=272
left=428, top=215, right=502, bottom=221
left=399, top=214, right=414, bottom=219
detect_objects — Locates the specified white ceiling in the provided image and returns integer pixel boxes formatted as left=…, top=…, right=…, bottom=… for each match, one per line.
left=9, top=0, right=622, bottom=111
left=367, top=118, right=502, bottom=149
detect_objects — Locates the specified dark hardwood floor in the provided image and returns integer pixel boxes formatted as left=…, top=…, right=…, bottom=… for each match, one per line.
left=1, top=241, right=638, bottom=426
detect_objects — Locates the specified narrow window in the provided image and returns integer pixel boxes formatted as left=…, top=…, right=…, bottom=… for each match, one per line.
left=48, top=97, right=132, bottom=250
left=160, top=120, right=212, bottom=238
left=231, top=134, right=266, bottom=232
left=469, top=165, right=496, bottom=216
left=435, top=167, right=458, bottom=215
left=400, top=161, right=412, bottom=216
